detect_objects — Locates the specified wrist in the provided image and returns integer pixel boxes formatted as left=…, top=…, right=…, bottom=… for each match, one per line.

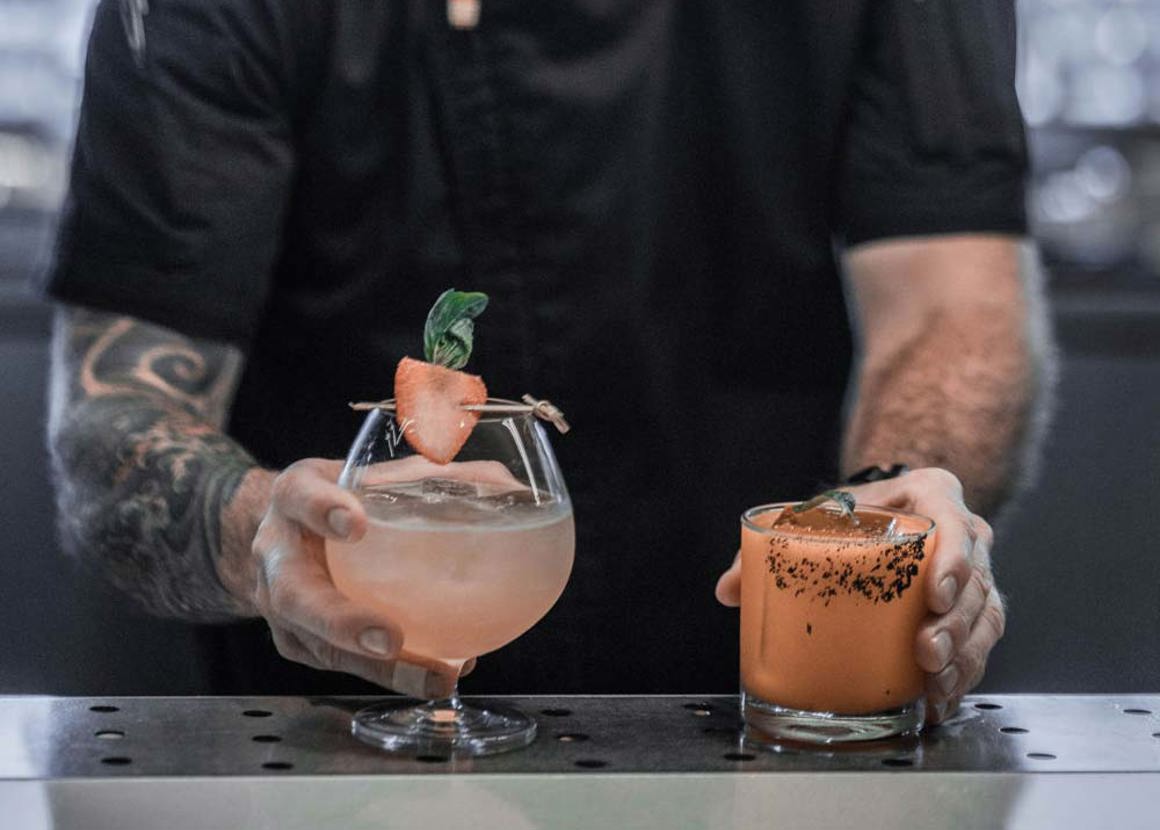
left=843, top=463, right=910, bottom=485
left=217, top=466, right=276, bottom=616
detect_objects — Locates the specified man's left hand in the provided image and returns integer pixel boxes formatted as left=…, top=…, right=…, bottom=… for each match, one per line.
left=714, top=468, right=1005, bottom=724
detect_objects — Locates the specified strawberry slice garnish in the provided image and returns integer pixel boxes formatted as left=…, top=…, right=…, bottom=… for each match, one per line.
left=394, top=356, right=488, bottom=464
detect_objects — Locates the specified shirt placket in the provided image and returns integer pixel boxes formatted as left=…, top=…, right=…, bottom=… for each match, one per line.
left=423, top=1, right=539, bottom=388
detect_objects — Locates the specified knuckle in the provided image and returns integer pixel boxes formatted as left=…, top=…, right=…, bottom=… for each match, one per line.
left=277, top=482, right=344, bottom=527
left=961, top=513, right=979, bottom=544
left=957, top=644, right=986, bottom=687
left=250, top=574, right=270, bottom=613
left=947, top=613, right=972, bottom=649
left=251, top=516, right=278, bottom=553
left=310, top=640, right=342, bottom=670
left=270, top=471, right=298, bottom=505
left=316, top=614, right=350, bottom=650
left=967, top=568, right=990, bottom=599
left=270, top=627, right=307, bottom=663
left=272, top=463, right=323, bottom=506
left=919, top=467, right=961, bottom=492
left=972, top=516, right=995, bottom=548
left=267, top=580, right=301, bottom=619
left=947, top=543, right=973, bottom=580
left=982, top=599, right=1007, bottom=641
left=251, top=587, right=267, bottom=616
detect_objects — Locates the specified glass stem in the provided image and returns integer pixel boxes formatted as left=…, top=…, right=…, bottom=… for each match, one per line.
left=444, top=681, right=463, bottom=712
left=427, top=660, right=467, bottom=717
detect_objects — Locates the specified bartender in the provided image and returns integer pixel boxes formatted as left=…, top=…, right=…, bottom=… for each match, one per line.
left=44, top=0, right=1045, bottom=723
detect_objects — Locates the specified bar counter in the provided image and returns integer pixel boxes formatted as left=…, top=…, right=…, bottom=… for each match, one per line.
left=1, top=694, right=1157, bottom=829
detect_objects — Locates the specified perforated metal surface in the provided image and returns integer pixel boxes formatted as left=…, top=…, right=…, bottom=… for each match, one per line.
left=1, top=694, right=1158, bottom=778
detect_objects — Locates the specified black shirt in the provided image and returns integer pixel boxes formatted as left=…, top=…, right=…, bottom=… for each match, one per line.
left=46, top=0, right=1027, bottom=694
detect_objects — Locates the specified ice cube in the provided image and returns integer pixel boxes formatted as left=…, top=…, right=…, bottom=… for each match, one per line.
left=773, top=503, right=897, bottom=539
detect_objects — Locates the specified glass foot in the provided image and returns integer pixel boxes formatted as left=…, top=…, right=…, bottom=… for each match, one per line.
left=743, top=691, right=924, bottom=746
left=352, top=698, right=537, bottom=756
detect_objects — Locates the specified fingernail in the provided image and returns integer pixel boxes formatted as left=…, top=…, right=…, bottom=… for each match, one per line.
left=328, top=508, right=352, bottom=538
left=357, top=627, right=393, bottom=656
left=936, top=665, right=959, bottom=697
left=937, top=576, right=958, bottom=610
left=931, top=631, right=953, bottom=668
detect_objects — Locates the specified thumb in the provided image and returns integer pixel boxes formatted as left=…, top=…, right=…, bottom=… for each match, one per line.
left=715, top=552, right=741, bottom=607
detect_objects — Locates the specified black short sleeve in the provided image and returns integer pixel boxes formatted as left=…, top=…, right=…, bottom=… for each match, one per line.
left=836, top=0, right=1028, bottom=246
left=44, top=0, right=297, bottom=345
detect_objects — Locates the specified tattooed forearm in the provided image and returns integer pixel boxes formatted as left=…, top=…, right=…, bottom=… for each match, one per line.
left=48, top=306, right=265, bottom=622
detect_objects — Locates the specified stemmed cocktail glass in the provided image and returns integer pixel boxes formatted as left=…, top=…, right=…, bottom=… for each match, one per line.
left=326, top=400, right=574, bottom=756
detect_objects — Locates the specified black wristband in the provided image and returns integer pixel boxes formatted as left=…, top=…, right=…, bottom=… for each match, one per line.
left=843, top=464, right=910, bottom=485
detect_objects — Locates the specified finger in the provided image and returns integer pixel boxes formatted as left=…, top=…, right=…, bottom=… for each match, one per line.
left=923, top=506, right=976, bottom=616
left=306, top=636, right=460, bottom=698
left=270, top=458, right=368, bottom=542
left=847, top=469, right=975, bottom=615
left=276, top=623, right=460, bottom=698
left=926, top=697, right=962, bottom=725
left=715, top=551, right=741, bottom=607
left=269, top=624, right=313, bottom=665
left=844, top=467, right=961, bottom=512
left=927, top=587, right=1006, bottom=704
left=262, top=532, right=405, bottom=660
left=364, top=457, right=526, bottom=491
left=915, top=564, right=991, bottom=673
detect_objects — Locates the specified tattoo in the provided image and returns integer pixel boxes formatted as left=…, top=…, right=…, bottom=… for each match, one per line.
left=843, top=249, right=1056, bottom=518
left=48, top=306, right=257, bottom=622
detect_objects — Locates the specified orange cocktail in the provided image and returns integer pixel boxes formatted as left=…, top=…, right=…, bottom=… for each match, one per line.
left=740, top=500, right=935, bottom=744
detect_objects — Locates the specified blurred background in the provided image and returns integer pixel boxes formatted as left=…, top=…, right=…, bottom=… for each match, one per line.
left=1, top=0, right=1157, bottom=694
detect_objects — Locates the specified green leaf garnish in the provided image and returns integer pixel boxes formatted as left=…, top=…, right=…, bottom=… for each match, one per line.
left=793, top=489, right=856, bottom=518
left=423, top=289, right=489, bottom=370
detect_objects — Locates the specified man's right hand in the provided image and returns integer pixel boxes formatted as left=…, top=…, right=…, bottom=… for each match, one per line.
left=248, top=458, right=466, bottom=699
left=50, top=307, right=466, bottom=697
